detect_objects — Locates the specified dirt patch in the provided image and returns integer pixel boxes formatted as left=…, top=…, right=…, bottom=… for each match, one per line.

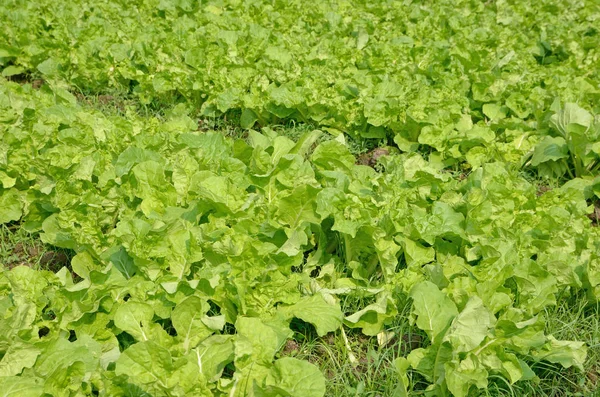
left=31, top=79, right=44, bottom=89
left=74, top=93, right=126, bottom=113
left=356, top=148, right=390, bottom=168
left=587, top=201, right=600, bottom=226
left=587, top=367, right=598, bottom=385
left=6, top=73, right=29, bottom=85
left=97, top=94, right=114, bottom=104
left=537, top=185, right=552, bottom=197
left=281, top=340, right=300, bottom=356
left=40, top=251, right=70, bottom=269
left=7, top=240, right=46, bottom=269
left=400, top=333, right=423, bottom=354
left=587, top=365, right=599, bottom=392
left=3, top=236, right=73, bottom=273
left=6, top=73, right=45, bottom=89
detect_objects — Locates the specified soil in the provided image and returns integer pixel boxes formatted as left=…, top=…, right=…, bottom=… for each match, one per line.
left=74, top=93, right=126, bottom=113
left=31, top=79, right=44, bottom=89
left=6, top=73, right=45, bottom=89
left=281, top=339, right=300, bottom=355
left=356, top=148, right=390, bottom=168
left=536, top=185, right=552, bottom=197
left=587, top=201, right=600, bottom=226
left=5, top=240, right=70, bottom=272
left=587, top=365, right=599, bottom=390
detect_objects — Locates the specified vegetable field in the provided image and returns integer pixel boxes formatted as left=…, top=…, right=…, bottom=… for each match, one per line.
left=1, top=0, right=600, bottom=396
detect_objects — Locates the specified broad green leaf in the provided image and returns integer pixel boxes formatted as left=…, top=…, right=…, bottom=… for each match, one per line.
left=311, top=141, right=356, bottom=171
left=240, top=109, right=258, bottom=129
left=109, top=246, right=138, bottom=279
left=550, top=103, right=593, bottom=137
left=189, top=171, right=248, bottom=213
left=115, top=147, right=162, bottom=177
left=401, top=237, right=436, bottom=268
left=0, top=189, right=22, bottom=224
left=482, top=103, right=507, bottom=120
left=289, top=130, right=322, bottom=157
left=531, top=336, right=587, bottom=371
left=345, top=293, right=397, bottom=336
left=0, top=171, right=16, bottom=188
left=235, top=317, right=292, bottom=364
left=444, top=296, right=494, bottom=352
left=445, top=355, right=488, bottom=397
left=172, top=296, right=219, bottom=353
left=0, top=343, right=40, bottom=376
left=114, top=301, right=155, bottom=342
left=1, top=65, right=24, bottom=77
left=43, top=361, right=86, bottom=396
left=0, top=377, right=44, bottom=397
left=531, top=136, right=569, bottom=166
left=278, top=294, right=343, bottom=336
left=275, top=185, right=321, bottom=228
left=480, top=351, right=524, bottom=384
left=406, top=342, right=453, bottom=385
left=194, top=336, right=235, bottom=382
left=259, top=357, right=326, bottom=397
left=115, top=341, right=173, bottom=391
left=392, top=357, right=410, bottom=397
left=409, top=281, right=458, bottom=344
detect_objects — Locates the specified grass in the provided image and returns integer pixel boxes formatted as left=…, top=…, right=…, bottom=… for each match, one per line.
left=277, top=292, right=600, bottom=397
left=279, top=296, right=424, bottom=397
left=0, top=223, right=73, bottom=273
left=536, top=295, right=600, bottom=396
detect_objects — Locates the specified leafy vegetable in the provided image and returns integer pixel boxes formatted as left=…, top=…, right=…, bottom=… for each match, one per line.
left=1, top=0, right=599, bottom=394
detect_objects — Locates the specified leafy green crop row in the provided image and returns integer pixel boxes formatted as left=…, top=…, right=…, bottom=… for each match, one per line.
left=1, top=79, right=600, bottom=395
left=1, top=0, right=599, bottom=167
left=2, top=0, right=600, bottom=395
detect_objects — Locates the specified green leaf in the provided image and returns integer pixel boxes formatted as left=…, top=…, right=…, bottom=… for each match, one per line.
left=114, top=147, right=162, bottom=177
left=392, top=357, right=410, bottom=397
left=445, top=355, right=488, bottom=397
left=482, top=103, right=507, bottom=120
left=109, top=246, right=138, bottom=279
left=407, top=342, right=453, bottom=385
left=241, top=109, right=259, bottom=129
left=289, top=130, right=322, bottom=158
left=0, top=377, right=44, bottom=397
left=345, top=293, right=397, bottom=336
left=1, top=65, right=24, bottom=77
left=36, top=58, right=59, bottom=76
left=401, top=237, right=436, bottom=268
left=357, top=30, right=369, bottom=50
left=172, top=296, right=221, bottom=353
left=114, top=301, right=155, bottom=342
left=409, top=281, right=458, bottom=344
left=0, top=189, right=22, bottom=224
left=259, top=357, right=326, bottom=397
left=311, top=141, right=356, bottom=171
left=279, top=294, right=343, bottom=336
left=530, top=136, right=569, bottom=166
left=235, top=317, right=292, bottom=364
left=34, top=336, right=102, bottom=395
left=115, top=341, right=173, bottom=391
left=275, top=185, right=321, bottom=228
left=531, top=336, right=587, bottom=371
left=0, top=171, right=16, bottom=188
left=0, top=343, right=40, bottom=376
left=194, top=336, right=235, bottom=382
left=550, top=103, right=593, bottom=137
left=444, top=296, right=494, bottom=352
